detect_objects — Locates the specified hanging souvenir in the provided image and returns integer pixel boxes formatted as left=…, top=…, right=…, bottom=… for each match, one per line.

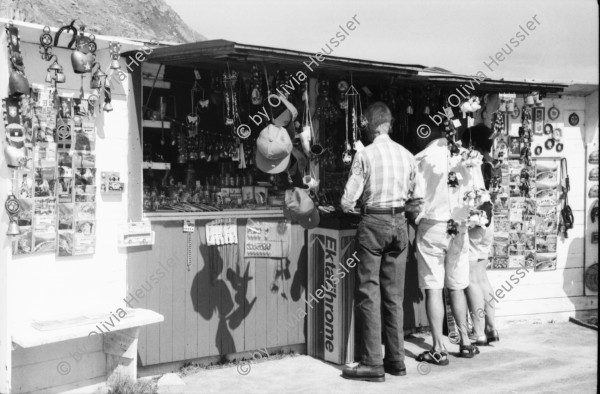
left=5, top=22, right=30, bottom=96
left=3, top=96, right=29, bottom=168
left=491, top=111, right=505, bottom=139
left=71, top=28, right=96, bottom=74
left=345, top=80, right=364, bottom=152
left=223, top=67, right=241, bottom=133
left=5, top=193, right=21, bottom=235
left=337, top=80, right=349, bottom=109
left=447, top=171, right=459, bottom=187
left=341, top=88, right=353, bottom=166
left=530, top=107, right=544, bottom=135
left=315, top=76, right=338, bottom=124
left=250, top=65, right=263, bottom=105
left=547, top=104, right=560, bottom=121
left=510, top=105, right=521, bottom=120
left=446, top=219, right=459, bottom=236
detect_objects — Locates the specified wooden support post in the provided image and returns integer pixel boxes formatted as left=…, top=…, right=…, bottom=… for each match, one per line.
left=104, top=327, right=140, bottom=382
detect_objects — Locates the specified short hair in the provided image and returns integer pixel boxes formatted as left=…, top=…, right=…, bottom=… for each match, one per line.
left=461, top=124, right=493, bottom=153
left=365, top=102, right=393, bottom=139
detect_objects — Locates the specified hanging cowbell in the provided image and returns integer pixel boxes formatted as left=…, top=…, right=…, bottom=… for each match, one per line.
left=4, top=143, right=25, bottom=168
left=7, top=219, right=20, bottom=236
left=71, top=33, right=96, bottom=74
left=9, top=68, right=30, bottom=96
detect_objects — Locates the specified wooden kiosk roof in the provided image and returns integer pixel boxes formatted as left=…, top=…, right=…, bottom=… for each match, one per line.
left=134, top=39, right=567, bottom=93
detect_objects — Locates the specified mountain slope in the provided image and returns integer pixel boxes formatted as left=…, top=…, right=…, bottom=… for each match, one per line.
left=0, top=0, right=205, bottom=43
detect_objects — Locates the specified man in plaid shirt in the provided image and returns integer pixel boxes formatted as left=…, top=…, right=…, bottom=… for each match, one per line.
left=341, top=102, right=420, bottom=382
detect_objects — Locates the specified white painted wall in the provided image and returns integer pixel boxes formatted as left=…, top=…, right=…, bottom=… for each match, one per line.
left=0, top=19, right=144, bottom=393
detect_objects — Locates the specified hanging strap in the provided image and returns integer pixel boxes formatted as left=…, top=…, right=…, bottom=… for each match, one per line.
left=560, top=157, right=570, bottom=194
left=262, top=65, right=275, bottom=122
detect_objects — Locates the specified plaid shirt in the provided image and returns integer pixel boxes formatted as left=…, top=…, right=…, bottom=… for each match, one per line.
left=341, top=134, right=417, bottom=212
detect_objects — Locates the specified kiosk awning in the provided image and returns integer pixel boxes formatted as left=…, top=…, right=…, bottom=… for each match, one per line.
left=133, top=39, right=567, bottom=93
left=136, top=39, right=424, bottom=76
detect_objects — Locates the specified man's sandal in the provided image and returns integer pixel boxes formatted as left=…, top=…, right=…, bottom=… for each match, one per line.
left=458, top=344, right=480, bottom=358
left=416, top=350, right=449, bottom=366
left=486, top=329, right=500, bottom=343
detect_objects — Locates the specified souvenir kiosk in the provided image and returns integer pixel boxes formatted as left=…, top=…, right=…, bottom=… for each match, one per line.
left=1, top=21, right=597, bottom=394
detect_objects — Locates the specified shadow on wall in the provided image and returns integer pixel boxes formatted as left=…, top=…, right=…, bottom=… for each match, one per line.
left=563, top=235, right=594, bottom=320
left=190, top=242, right=256, bottom=355
left=189, top=232, right=308, bottom=355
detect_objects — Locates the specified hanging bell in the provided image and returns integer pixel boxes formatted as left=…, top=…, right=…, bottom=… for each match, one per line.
left=45, top=71, right=53, bottom=83
left=110, top=58, right=121, bottom=70
left=103, top=101, right=113, bottom=112
left=525, top=93, right=535, bottom=107
left=48, top=58, right=62, bottom=71
left=71, top=35, right=95, bottom=74
left=7, top=219, right=20, bottom=236
left=9, top=70, right=30, bottom=96
left=55, top=71, right=66, bottom=83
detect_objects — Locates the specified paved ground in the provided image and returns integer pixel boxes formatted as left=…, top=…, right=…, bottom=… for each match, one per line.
left=157, top=322, right=597, bottom=394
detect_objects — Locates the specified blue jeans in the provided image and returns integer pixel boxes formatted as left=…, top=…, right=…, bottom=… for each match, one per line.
left=354, top=213, right=409, bottom=366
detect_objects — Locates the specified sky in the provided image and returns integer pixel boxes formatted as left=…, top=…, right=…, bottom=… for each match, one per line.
left=164, top=0, right=598, bottom=85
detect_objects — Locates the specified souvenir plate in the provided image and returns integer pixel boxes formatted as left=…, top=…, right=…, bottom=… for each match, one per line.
left=547, top=105, right=560, bottom=121
left=568, top=112, right=580, bottom=126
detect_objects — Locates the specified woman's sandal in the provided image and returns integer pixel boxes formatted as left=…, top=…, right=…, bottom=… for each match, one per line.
left=458, top=344, right=480, bottom=358
left=472, top=335, right=489, bottom=346
left=486, top=329, right=500, bottom=343
left=416, top=350, right=449, bottom=366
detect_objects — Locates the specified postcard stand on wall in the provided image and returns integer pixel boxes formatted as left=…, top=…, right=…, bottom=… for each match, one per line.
left=117, top=220, right=155, bottom=247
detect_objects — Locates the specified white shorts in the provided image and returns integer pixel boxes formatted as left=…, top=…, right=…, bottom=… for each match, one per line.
left=416, top=219, right=470, bottom=290
left=468, top=219, right=494, bottom=262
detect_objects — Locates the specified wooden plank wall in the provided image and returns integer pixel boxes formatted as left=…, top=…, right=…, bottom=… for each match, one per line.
left=490, top=94, right=599, bottom=325
left=126, top=219, right=306, bottom=366
left=11, top=336, right=105, bottom=394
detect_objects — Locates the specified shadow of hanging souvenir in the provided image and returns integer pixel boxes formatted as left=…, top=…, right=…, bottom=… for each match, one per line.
left=5, top=22, right=30, bottom=96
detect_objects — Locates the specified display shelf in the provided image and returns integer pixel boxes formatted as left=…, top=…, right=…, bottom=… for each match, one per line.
left=143, top=119, right=171, bottom=128
left=143, top=161, right=171, bottom=170
left=144, top=209, right=285, bottom=221
left=142, top=78, right=171, bottom=89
